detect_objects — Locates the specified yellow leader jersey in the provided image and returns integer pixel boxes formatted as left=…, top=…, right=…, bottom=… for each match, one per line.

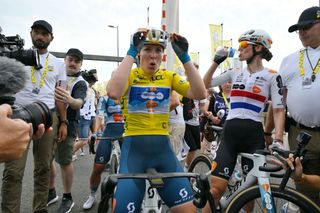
left=120, top=67, right=190, bottom=136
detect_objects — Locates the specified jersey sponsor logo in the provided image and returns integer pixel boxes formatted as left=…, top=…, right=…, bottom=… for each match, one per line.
left=127, top=202, right=136, bottom=213
left=252, top=85, right=262, bottom=94
left=223, top=167, right=230, bottom=175
left=107, top=105, right=122, bottom=113
left=151, top=75, right=164, bottom=81
left=232, top=84, right=246, bottom=90
left=268, top=69, right=278, bottom=74
left=128, top=86, right=170, bottom=114
left=178, top=79, right=187, bottom=85
left=179, top=188, right=188, bottom=199
left=276, top=75, right=284, bottom=95
left=147, top=186, right=155, bottom=198
left=99, top=156, right=104, bottom=162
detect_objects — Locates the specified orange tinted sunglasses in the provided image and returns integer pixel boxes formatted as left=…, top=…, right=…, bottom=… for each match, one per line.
left=238, top=41, right=256, bottom=49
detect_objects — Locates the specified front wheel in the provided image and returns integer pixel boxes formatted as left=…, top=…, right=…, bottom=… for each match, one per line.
left=188, top=154, right=212, bottom=213
left=188, top=154, right=212, bottom=174
left=225, top=184, right=320, bottom=213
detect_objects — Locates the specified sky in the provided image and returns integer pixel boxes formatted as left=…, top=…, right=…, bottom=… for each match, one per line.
left=1, top=0, right=319, bottom=84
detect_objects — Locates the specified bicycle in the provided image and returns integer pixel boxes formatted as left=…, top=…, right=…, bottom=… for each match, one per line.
left=92, top=136, right=163, bottom=213
left=188, top=131, right=320, bottom=212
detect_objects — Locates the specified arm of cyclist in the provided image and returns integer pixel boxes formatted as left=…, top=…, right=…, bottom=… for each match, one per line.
left=264, top=101, right=285, bottom=149
left=203, top=47, right=229, bottom=88
left=170, top=33, right=206, bottom=100
left=170, top=90, right=180, bottom=111
left=272, top=107, right=285, bottom=144
left=286, top=154, right=320, bottom=190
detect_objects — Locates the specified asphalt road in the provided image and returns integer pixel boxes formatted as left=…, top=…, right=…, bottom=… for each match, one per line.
left=0, top=144, right=105, bottom=213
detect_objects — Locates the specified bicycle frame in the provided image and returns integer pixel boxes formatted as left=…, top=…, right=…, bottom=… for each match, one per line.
left=220, top=152, right=280, bottom=212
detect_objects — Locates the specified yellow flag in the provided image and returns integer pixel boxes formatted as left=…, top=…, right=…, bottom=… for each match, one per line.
left=190, top=52, right=199, bottom=65
left=222, top=39, right=232, bottom=70
left=209, top=24, right=222, bottom=59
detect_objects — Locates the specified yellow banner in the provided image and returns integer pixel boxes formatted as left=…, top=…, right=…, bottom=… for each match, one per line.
left=209, top=24, right=222, bottom=59
left=190, top=52, right=199, bottom=65
left=222, top=39, right=232, bottom=70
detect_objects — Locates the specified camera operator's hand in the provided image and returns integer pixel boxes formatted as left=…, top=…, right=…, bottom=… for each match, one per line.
left=32, top=124, right=52, bottom=140
left=0, top=104, right=31, bottom=162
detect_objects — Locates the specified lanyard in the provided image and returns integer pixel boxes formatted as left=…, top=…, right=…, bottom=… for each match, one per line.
left=222, top=92, right=230, bottom=109
left=31, top=54, right=49, bottom=88
left=67, top=77, right=77, bottom=90
left=299, top=49, right=320, bottom=82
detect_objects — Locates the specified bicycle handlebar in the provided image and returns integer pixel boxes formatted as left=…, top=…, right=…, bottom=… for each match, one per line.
left=279, top=131, right=312, bottom=189
left=99, top=169, right=215, bottom=211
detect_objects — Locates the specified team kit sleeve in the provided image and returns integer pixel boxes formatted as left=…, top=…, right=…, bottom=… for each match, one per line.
left=270, top=72, right=284, bottom=109
left=171, top=72, right=190, bottom=98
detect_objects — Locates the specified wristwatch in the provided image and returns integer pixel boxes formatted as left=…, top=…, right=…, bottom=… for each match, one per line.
left=60, top=119, right=69, bottom=126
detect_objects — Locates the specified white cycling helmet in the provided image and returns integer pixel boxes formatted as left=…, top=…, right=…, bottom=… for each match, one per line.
left=144, top=28, right=169, bottom=49
left=238, top=29, right=273, bottom=49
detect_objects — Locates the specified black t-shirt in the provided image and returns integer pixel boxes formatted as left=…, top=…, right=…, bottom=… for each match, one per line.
left=67, top=80, right=87, bottom=121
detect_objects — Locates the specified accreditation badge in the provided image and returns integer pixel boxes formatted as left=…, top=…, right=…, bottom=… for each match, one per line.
left=32, top=87, right=40, bottom=94
left=302, top=77, right=312, bottom=89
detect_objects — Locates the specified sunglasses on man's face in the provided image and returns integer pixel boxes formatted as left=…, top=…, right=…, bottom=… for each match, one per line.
left=238, top=41, right=256, bottom=49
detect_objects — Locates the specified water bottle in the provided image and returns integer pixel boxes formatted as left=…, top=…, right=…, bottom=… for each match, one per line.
left=216, top=46, right=236, bottom=58
left=281, top=202, right=300, bottom=213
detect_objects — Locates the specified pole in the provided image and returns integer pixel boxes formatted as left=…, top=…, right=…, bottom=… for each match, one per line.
left=147, top=7, right=150, bottom=26
left=116, top=26, right=119, bottom=66
left=108, top=25, right=119, bottom=66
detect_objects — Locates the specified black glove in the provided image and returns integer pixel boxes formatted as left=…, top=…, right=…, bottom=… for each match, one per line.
left=127, top=31, right=146, bottom=58
left=171, top=34, right=191, bottom=64
left=213, top=47, right=228, bottom=65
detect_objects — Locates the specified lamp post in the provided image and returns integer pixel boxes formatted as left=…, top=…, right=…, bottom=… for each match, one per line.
left=108, top=25, right=119, bottom=66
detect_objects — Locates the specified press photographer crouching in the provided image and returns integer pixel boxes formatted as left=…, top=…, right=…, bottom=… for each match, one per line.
left=0, top=56, right=51, bottom=162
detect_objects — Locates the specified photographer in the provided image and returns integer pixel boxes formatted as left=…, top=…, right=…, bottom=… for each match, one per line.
left=0, top=104, right=45, bottom=162
left=1, top=20, right=67, bottom=213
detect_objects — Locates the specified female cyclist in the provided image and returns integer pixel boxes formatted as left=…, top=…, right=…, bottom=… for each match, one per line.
left=202, top=29, right=285, bottom=212
left=107, top=27, right=206, bottom=212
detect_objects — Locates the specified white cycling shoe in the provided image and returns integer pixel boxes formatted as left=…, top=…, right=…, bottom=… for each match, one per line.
left=83, top=194, right=96, bottom=210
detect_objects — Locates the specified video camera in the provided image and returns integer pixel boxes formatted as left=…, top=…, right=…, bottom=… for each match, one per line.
left=0, top=27, right=41, bottom=69
left=81, top=69, right=98, bottom=84
left=0, top=30, right=52, bottom=132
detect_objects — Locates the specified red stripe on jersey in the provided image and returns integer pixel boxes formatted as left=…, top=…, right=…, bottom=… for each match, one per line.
left=231, top=90, right=266, bottom=102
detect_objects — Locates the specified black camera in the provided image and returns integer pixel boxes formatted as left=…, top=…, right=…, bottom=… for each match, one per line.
left=81, top=69, right=98, bottom=83
left=11, top=101, right=53, bottom=132
left=0, top=27, right=41, bottom=68
left=0, top=50, right=52, bottom=133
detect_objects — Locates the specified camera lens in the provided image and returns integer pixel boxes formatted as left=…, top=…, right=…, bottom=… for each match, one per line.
left=11, top=101, right=52, bottom=132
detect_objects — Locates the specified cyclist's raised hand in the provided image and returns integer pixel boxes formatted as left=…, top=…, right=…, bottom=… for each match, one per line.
left=170, top=33, right=190, bottom=64
left=127, top=28, right=148, bottom=59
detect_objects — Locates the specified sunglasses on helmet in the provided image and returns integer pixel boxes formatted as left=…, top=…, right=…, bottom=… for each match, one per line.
left=238, top=41, right=256, bottom=49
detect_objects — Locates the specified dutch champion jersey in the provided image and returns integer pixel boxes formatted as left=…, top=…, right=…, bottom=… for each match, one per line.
left=211, top=67, right=283, bottom=122
left=121, top=67, right=190, bottom=136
